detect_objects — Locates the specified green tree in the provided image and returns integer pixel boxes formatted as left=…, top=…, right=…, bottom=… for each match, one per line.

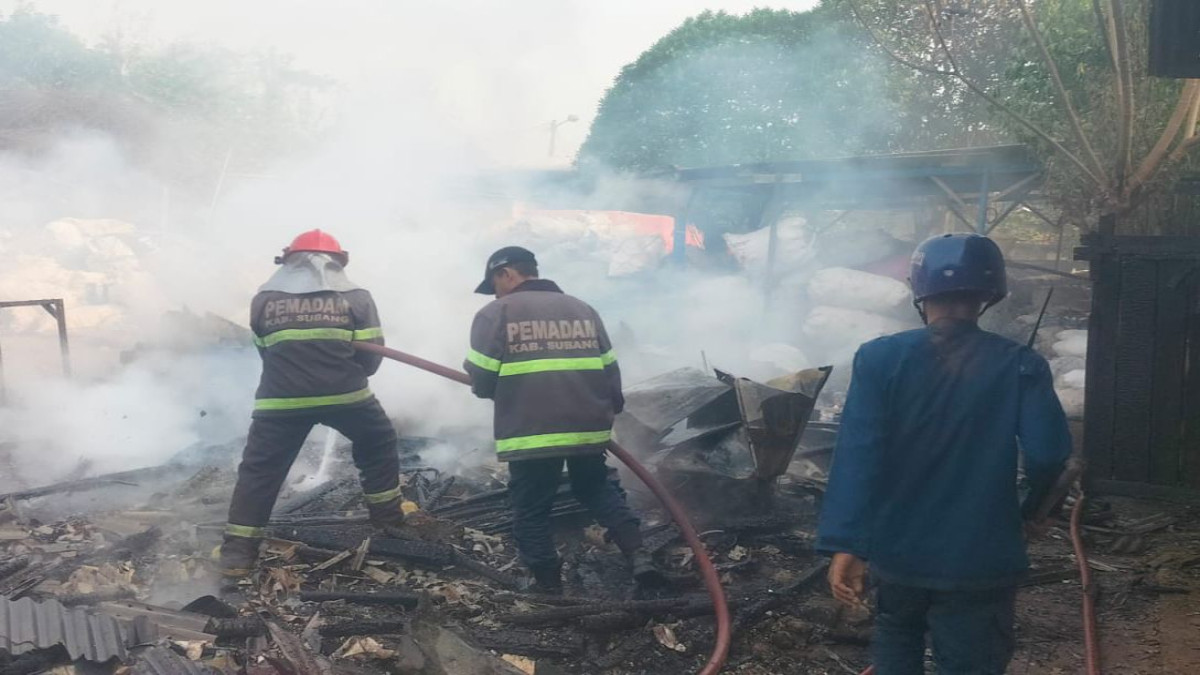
left=0, top=6, right=330, bottom=193
left=838, top=0, right=1200, bottom=233
left=578, top=8, right=912, bottom=171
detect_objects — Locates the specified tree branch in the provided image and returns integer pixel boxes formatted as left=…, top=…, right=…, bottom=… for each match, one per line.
left=919, top=1, right=1107, bottom=190
left=1186, top=81, right=1200, bottom=140
left=1108, top=0, right=1136, bottom=188
left=1016, top=0, right=1109, bottom=185
left=1092, top=0, right=1116, bottom=69
left=844, top=0, right=956, bottom=77
left=1127, top=80, right=1200, bottom=193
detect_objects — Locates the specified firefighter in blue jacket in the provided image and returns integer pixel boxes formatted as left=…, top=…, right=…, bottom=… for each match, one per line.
left=816, top=233, right=1071, bottom=675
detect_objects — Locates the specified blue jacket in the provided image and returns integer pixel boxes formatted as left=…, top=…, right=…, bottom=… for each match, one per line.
left=816, top=319, right=1071, bottom=590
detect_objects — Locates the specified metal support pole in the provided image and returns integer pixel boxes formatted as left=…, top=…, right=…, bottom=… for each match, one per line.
left=976, top=170, right=991, bottom=233
left=1054, top=216, right=1067, bottom=271
left=761, top=182, right=786, bottom=305
left=673, top=188, right=697, bottom=264
left=40, top=300, right=71, bottom=378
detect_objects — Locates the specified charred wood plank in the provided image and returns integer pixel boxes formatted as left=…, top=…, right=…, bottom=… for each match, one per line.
left=317, top=620, right=410, bottom=637
left=471, top=628, right=585, bottom=658
left=592, top=631, right=656, bottom=671
left=430, top=487, right=509, bottom=514
left=577, top=612, right=642, bottom=634
left=493, top=592, right=593, bottom=607
left=280, top=528, right=455, bottom=567
left=0, top=557, right=29, bottom=583
left=206, top=616, right=268, bottom=638
left=0, top=466, right=173, bottom=503
left=299, top=590, right=422, bottom=608
left=449, top=550, right=521, bottom=590
left=499, top=595, right=709, bottom=626
left=423, top=476, right=455, bottom=511
left=266, top=620, right=332, bottom=675
left=731, top=561, right=828, bottom=635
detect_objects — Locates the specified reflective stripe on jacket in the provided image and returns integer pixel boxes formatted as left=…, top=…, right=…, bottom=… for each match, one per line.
left=464, top=279, right=623, bottom=461
left=250, top=288, right=385, bottom=416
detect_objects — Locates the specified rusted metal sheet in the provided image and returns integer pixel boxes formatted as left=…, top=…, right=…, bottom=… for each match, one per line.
left=721, top=367, right=832, bottom=479
left=0, top=596, right=129, bottom=662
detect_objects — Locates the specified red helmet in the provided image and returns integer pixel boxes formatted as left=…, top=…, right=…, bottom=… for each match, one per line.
left=276, top=229, right=349, bottom=266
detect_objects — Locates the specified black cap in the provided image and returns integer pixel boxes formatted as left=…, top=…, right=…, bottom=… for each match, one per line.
left=475, top=246, right=537, bottom=294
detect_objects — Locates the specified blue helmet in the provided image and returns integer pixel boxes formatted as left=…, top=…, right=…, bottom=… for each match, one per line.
left=909, top=233, right=1007, bottom=306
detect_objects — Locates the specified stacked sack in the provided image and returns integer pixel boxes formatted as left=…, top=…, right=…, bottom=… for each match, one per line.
left=801, top=267, right=914, bottom=367
left=1050, top=329, right=1087, bottom=417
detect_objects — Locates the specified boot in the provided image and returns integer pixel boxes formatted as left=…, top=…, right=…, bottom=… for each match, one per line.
left=628, top=548, right=664, bottom=585
left=611, top=524, right=664, bottom=585
left=218, top=536, right=262, bottom=578
left=528, top=562, right=563, bottom=596
left=368, top=499, right=406, bottom=530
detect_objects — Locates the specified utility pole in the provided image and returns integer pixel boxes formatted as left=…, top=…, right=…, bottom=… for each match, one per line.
left=547, top=115, right=580, bottom=158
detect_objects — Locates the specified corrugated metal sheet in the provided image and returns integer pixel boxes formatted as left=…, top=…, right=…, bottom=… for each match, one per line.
left=0, top=596, right=129, bottom=662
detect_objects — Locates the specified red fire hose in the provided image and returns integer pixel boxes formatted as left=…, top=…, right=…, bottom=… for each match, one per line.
left=356, top=342, right=732, bottom=675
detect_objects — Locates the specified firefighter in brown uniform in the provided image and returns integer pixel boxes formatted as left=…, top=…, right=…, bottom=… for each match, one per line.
left=219, top=230, right=404, bottom=576
left=464, top=246, right=655, bottom=594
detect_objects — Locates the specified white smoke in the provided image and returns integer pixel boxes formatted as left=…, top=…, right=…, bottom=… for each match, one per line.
left=0, top=0, right=914, bottom=492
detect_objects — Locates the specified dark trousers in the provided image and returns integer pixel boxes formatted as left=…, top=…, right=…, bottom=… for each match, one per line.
left=872, top=581, right=1017, bottom=675
left=227, top=399, right=399, bottom=530
left=507, top=453, right=640, bottom=569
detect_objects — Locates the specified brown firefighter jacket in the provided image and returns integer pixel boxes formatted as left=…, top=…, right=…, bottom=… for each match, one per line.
left=250, top=289, right=385, bottom=416
left=464, top=279, right=624, bottom=461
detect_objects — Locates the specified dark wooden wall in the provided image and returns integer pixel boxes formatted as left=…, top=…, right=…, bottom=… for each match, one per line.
left=1078, top=235, right=1200, bottom=491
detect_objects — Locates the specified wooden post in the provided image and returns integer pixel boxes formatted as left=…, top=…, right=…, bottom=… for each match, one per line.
left=41, top=300, right=71, bottom=378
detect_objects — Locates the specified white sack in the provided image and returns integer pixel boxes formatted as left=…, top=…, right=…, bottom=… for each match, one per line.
left=724, top=215, right=815, bottom=275
left=1057, top=369, right=1086, bottom=390
left=1049, top=356, right=1085, bottom=378
left=1056, top=387, right=1085, bottom=418
left=749, top=343, right=812, bottom=374
left=1052, top=335, right=1088, bottom=358
left=1055, top=329, right=1088, bottom=342
left=807, top=267, right=910, bottom=313
left=608, top=235, right=665, bottom=277
left=802, top=306, right=909, bottom=350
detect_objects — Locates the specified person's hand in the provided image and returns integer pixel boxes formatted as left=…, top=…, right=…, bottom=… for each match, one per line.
left=1024, top=518, right=1051, bottom=541
left=828, top=552, right=868, bottom=609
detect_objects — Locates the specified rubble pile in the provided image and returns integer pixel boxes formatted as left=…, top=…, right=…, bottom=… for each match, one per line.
left=0, top=388, right=1185, bottom=675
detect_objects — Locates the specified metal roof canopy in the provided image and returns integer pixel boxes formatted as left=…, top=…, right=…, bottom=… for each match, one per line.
left=666, top=144, right=1044, bottom=236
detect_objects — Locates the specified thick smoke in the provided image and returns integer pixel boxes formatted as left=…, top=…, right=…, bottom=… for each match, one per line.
left=0, top=1, right=906, bottom=492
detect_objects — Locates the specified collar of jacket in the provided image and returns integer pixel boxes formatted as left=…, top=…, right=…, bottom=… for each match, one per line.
left=512, top=279, right=563, bottom=294
left=927, top=317, right=980, bottom=337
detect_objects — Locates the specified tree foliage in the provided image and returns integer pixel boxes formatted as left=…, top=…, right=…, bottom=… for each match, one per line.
left=579, top=9, right=912, bottom=170
left=0, top=6, right=330, bottom=190
left=839, top=0, right=1200, bottom=233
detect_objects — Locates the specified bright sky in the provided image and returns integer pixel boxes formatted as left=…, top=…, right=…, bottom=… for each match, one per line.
left=2, top=1, right=818, bottom=166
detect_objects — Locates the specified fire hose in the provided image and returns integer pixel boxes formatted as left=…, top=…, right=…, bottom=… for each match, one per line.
left=355, top=341, right=732, bottom=675
left=1072, top=491, right=1101, bottom=675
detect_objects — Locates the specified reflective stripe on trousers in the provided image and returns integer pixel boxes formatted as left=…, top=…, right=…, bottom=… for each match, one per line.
left=254, top=387, right=374, bottom=411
